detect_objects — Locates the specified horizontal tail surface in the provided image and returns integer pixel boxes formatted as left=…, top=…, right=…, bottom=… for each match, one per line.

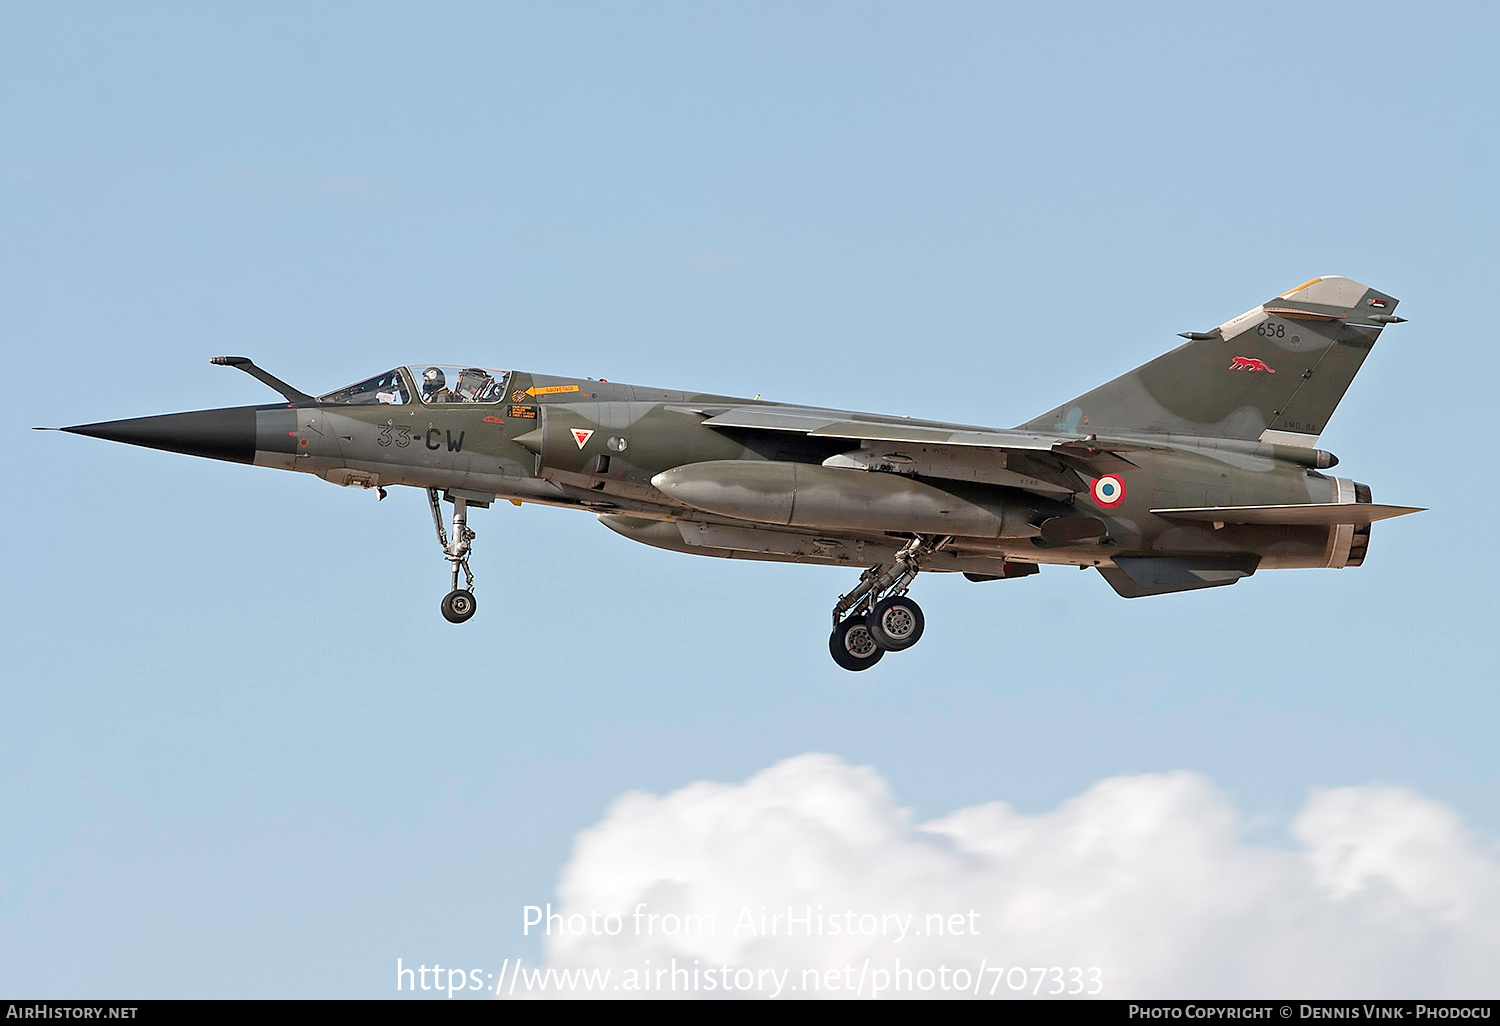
left=1151, top=503, right=1423, bottom=526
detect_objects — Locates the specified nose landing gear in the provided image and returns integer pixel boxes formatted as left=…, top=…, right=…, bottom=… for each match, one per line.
left=429, top=487, right=479, bottom=623
left=827, top=535, right=947, bottom=671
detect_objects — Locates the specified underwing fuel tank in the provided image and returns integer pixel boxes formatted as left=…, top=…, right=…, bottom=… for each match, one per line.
left=651, top=460, right=1035, bottom=538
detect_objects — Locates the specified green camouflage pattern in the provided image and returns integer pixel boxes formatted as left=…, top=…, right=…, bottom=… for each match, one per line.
left=55, top=276, right=1423, bottom=630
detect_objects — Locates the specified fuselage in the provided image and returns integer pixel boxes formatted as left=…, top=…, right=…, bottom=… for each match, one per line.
left=66, top=364, right=1375, bottom=578
left=53, top=274, right=1422, bottom=666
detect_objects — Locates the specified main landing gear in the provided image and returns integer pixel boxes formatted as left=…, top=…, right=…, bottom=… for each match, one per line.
left=429, top=488, right=478, bottom=623
left=827, top=535, right=948, bottom=671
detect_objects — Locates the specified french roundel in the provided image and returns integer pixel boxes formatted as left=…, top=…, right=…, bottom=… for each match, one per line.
left=1091, top=474, right=1127, bottom=508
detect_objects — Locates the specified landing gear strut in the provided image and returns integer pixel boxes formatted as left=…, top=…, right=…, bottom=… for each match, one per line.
left=429, top=488, right=477, bottom=623
left=827, top=535, right=948, bottom=670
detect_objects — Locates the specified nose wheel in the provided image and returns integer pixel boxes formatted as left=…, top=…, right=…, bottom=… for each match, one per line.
left=826, top=536, right=945, bottom=670
left=442, top=588, right=477, bottom=623
left=429, top=488, right=480, bottom=624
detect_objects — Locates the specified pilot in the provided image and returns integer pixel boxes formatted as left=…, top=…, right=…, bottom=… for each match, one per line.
left=421, top=367, right=455, bottom=404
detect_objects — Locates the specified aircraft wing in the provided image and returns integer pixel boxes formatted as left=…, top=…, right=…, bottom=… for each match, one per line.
left=702, top=406, right=1073, bottom=449
left=697, top=405, right=1146, bottom=497
left=697, top=405, right=1161, bottom=451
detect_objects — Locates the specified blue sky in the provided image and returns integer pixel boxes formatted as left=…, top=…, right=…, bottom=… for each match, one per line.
left=3, top=2, right=1497, bottom=998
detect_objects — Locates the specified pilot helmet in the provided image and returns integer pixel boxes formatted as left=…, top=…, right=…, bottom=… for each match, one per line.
left=421, top=367, right=445, bottom=395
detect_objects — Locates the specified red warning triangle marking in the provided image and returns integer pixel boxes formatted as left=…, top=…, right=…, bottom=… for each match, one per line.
left=571, top=428, right=594, bottom=449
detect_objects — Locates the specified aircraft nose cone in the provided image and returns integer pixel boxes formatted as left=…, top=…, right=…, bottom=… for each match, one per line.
left=62, top=407, right=258, bottom=464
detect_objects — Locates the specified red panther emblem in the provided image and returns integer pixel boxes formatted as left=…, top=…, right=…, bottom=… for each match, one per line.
left=1230, top=356, right=1275, bottom=373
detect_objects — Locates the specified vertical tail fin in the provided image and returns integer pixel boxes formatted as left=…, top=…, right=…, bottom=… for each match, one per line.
left=1018, top=276, right=1403, bottom=444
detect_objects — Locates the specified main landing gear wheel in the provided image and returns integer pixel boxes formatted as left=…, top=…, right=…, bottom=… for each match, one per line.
left=441, top=589, right=477, bottom=624
left=867, top=595, right=925, bottom=651
left=829, top=617, right=885, bottom=672
left=826, top=534, right=949, bottom=670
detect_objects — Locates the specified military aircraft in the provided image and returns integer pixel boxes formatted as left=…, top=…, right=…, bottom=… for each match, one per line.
left=47, top=275, right=1421, bottom=669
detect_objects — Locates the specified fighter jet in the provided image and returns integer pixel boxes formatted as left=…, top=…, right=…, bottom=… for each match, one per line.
left=47, top=276, right=1422, bottom=669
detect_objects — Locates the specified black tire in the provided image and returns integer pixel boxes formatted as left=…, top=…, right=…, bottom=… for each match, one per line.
left=829, top=617, right=885, bottom=671
left=866, top=596, right=924, bottom=651
left=441, top=589, right=477, bottom=623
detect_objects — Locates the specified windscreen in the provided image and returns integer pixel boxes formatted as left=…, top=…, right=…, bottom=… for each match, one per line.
left=319, top=369, right=411, bottom=405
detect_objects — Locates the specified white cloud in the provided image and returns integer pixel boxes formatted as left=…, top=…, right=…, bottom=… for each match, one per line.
left=525, top=755, right=1500, bottom=998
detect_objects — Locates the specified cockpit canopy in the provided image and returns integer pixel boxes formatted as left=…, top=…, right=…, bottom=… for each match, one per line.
left=319, top=366, right=512, bottom=406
